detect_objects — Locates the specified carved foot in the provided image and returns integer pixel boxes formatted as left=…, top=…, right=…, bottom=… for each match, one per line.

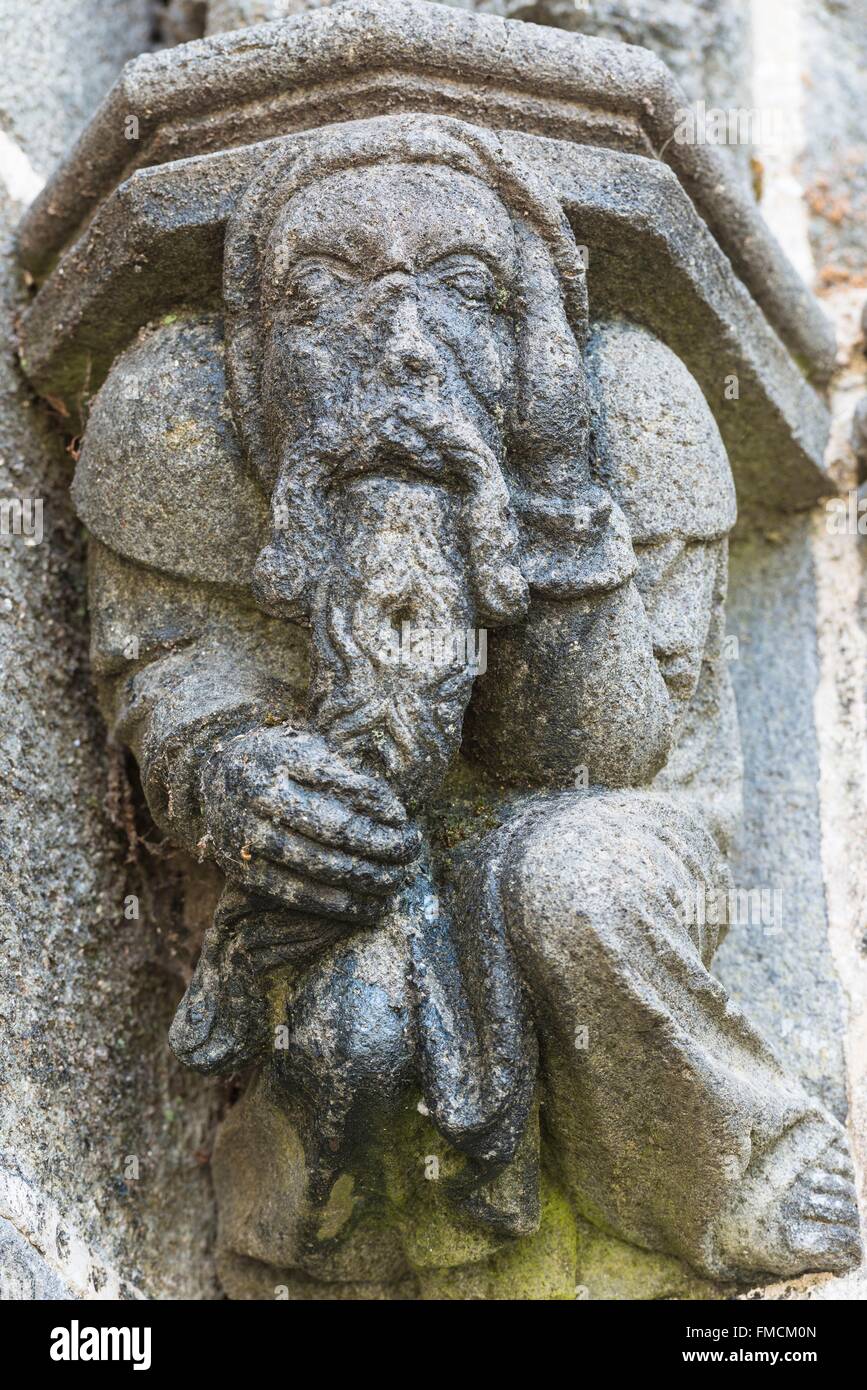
left=715, top=1125, right=862, bottom=1281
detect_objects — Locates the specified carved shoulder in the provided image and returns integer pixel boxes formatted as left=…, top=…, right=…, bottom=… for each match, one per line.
left=72, top=315, right=269, bottom=589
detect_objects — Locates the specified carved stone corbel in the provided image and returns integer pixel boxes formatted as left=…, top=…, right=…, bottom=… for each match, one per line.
left=17, top=0, right=860, bottom=1300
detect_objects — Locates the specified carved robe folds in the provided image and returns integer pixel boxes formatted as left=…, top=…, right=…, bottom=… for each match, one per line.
left=16, top=1, right=860, bottom=1299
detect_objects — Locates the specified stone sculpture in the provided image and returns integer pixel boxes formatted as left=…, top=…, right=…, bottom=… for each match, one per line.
left=16, top=0, right=861, bottom=1298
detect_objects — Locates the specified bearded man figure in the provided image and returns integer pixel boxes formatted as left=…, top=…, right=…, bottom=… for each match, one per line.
left=75, top=115, right=860, bottom=1295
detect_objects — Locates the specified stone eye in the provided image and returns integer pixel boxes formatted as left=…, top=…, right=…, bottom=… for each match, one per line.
left=288, top=268, right=329, bottom=305
left=434, top=261, right=496, bottom=306
left=284, top=262, right=352, bottom=321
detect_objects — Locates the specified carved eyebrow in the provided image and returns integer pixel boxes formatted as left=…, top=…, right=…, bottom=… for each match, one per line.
left=280, top=250, right=509, bottom=291
left=631, top=537, right=725, bottom=584
left=282, top=254, right=360, bottom=281
left=420, top=249, right=504, bottom=279
left=631, top=538, right=687, bottom=579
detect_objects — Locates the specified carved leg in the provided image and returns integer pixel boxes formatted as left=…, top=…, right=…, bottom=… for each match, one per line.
left=210, top=883, right=540, bottom=1295
left=211, top=916, right=417, bottom=1294
left=490, top=790, right=861, bottom=1282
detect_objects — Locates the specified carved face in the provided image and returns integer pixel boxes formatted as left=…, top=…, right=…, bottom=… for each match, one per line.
left=587, top=321, right=735, bottom=718
left=632, top=537, right=723, bottom=711
left=252, top=161, right=530, bottom=632
left=262, top=162, right=518, bottom=469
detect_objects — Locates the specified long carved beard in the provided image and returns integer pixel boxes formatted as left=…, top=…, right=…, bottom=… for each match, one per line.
left=258, top=405, right=528, bottom=806
left=309, top=476, right=476, bottom=805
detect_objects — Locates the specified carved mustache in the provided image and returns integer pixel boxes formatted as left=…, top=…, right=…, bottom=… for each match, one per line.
left=253, top=401, right=530, bottom=627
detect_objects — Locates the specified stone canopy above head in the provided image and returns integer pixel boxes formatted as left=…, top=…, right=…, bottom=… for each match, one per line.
left=16, top=0, right=833, bottom=526
left=68, top=113, right=737, bottom=604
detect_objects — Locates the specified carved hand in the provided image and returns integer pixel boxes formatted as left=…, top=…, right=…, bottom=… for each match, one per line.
left=199, top=726, right=421, bottom=923
left=516, top=483, right=637, bottom=599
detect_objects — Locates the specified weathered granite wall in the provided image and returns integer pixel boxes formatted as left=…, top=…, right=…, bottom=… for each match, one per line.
left=0, top=0, right=221, bottom=1300
left=721, top=0, right=867, bottom=1301
left=802, top=0, right=867, bottom=289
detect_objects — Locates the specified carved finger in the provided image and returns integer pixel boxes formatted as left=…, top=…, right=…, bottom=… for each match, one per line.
left=249, top=820, right=413, bottom=894
left=794, top=1190, right=859, bottom=1226
left=816, top=1141, right=855, bottom=1180
left=251, top=781, right=421, bottom=862
left=277, top=731, right=408, bottom=824
left=217, top=854, right=384, bottom=924
left=805, top=1170, right=855, bottom=1198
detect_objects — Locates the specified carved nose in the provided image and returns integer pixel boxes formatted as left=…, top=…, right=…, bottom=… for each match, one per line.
left=381, top=299, right=442, bottom=385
